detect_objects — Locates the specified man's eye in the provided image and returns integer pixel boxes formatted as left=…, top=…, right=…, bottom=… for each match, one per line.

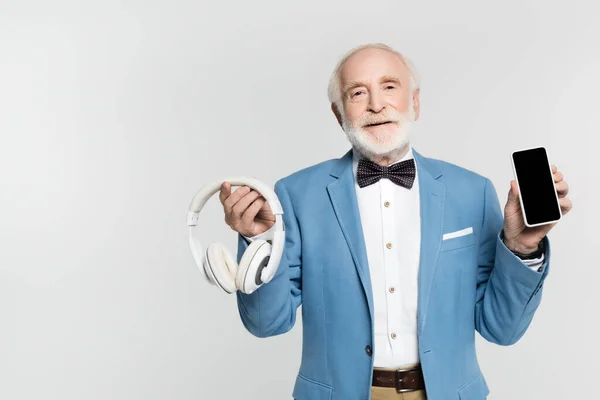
left=352, top=91, right=364, bottom=97
left=385, top=85, right=396, bottom=90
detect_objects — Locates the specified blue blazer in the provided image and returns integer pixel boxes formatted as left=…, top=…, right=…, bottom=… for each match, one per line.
left=236, top=147, right=551, bottom=400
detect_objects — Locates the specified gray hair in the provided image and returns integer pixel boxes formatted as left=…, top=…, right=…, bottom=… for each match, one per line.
left=327, top=43, right=420, bottom=112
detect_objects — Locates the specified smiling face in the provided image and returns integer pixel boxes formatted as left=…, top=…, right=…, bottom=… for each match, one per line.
left=332, top=47, right=420, bottom=164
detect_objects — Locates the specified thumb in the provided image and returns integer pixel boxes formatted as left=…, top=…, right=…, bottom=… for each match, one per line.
left=508, top=180, right=519, bottom=204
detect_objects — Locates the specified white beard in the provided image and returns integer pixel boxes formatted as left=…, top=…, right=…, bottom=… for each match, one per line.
left=341, top=98, right=416, bottom=161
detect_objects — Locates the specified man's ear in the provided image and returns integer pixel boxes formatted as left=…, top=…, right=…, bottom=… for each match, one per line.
left=331, top=102, right=343, bottom=127
left=413, top=88, right=420, bottom=121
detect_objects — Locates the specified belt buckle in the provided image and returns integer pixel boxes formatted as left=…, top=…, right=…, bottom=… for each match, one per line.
left=395, top=366, right=417, bottom=393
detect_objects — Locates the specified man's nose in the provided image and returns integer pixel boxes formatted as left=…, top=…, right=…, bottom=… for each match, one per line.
left=368, top=90, right=385, bottom=113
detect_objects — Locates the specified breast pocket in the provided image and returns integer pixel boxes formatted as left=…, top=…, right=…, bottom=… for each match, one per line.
left=440, top=227, right=476, bottom=252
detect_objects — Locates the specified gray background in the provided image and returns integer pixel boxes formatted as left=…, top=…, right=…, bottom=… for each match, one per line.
left=0, top=0, right=598, bottom=398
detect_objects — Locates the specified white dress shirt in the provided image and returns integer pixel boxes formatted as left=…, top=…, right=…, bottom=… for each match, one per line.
left=243, top=144, right=544, bottom=368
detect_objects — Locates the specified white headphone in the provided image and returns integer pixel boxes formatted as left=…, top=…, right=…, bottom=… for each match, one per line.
left=187, top=177, right=285, bottom=294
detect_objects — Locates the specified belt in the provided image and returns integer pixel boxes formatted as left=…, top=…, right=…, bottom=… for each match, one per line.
left=372, top=364, right=425, bottom=393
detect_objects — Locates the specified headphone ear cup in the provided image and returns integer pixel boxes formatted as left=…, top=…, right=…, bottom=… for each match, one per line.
left=202, top=254, right=218, bottom=286
left=206, top=242, right=238, bottom=294
left=236, top=239, right=273, bottom=294
left=188, top=232, right=213, bottom=284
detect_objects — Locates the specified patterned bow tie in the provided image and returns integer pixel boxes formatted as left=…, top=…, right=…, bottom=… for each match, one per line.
left=356, top=158, right=416, bottom=189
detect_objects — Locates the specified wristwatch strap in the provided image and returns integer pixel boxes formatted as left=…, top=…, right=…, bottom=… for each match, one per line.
left=500, top=230, right=545, bottom=260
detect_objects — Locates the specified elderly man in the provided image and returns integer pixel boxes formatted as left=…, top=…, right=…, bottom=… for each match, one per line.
left=219, top=43, right=572, bottom=400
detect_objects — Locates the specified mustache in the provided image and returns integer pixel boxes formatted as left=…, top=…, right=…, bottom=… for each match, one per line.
left=359, top=109, right=405, bottom=127
left=363, top=119, right=398, bottom=126
left=361, top=117, right=400, bottom=127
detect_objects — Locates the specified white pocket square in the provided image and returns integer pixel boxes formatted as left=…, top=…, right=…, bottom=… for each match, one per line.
left=442, top=227, right=473, bottom=240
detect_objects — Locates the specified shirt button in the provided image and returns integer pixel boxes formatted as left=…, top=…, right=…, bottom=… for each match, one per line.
left=365, top=345, right=372, bottom=356
left=389, top=287, right=395, bottom=293
left=386, top=242, right=392, bottom=249
left=391, top=333, right=397, bottom=339
left=384, top=201, right=390, bottom=207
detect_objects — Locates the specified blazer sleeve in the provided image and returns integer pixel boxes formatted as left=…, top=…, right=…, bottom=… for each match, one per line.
left=474, top=177, right=551, bottom=346
left=235, top=179, right=302, bottom=338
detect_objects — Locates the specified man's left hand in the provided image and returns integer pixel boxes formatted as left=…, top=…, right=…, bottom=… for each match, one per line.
left=502, top=165, right=573, bottom=253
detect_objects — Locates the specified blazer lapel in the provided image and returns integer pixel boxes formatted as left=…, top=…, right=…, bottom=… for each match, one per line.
left=327, top=149, right=374, bottom=324
left=412, top=149, right=445, bottom=335
left=326, top=147, right=446, bottom=335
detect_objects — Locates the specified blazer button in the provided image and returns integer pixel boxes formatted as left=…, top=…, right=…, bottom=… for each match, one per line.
left=365, top=345, right=372, bottom=356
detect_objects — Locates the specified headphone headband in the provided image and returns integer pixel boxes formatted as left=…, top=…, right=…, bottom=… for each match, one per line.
left=187, top=176, right=283, bottom=227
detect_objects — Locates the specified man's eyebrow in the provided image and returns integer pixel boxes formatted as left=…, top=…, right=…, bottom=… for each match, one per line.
left=343, top=80, right=367, bottom=93
left=343, top=76, right=403, bottom=93
left=380, top=75, right=403, bottom=85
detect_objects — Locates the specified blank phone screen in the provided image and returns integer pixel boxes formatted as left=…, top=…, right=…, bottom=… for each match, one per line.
left=512, top=147, right=561, bottom=225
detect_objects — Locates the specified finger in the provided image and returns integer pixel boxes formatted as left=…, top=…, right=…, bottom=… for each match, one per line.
left=555, top=180, right=569, bottom=197
left=553, top=170, right=563, bottom=183
left=551, top=165, right=557, bottom=173
left=241, top=197, right=266, bottom=228
left=223, top=185, right=251, bottom=214
left=508, top=180, right=519, bottom=201
left=231, top=190, right=261, bottom=220
left=219, top=182, right=231, bottom=204
left=559, top=197, right=573, bottom=214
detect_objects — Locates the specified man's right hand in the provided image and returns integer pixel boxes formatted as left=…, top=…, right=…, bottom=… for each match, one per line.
left=219, top=182, right=276, bottom=238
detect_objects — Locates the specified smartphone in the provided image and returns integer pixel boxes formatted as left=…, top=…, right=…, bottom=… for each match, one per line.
left=510, top=146, right=562, bottom=227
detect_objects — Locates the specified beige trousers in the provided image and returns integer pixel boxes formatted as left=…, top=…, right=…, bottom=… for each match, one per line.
left=370, top=365, right=427, bottom=400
